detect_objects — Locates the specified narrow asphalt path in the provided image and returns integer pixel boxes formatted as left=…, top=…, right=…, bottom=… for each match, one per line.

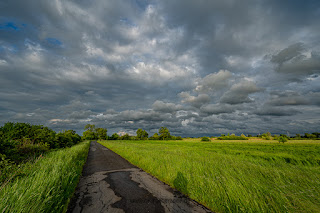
left=67, top=141, right=212, bottom=213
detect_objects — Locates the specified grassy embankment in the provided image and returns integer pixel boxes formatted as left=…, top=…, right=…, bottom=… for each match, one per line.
left=99, top=139, right=320, bottom=213
left=0, top=141, right=90, bottom=213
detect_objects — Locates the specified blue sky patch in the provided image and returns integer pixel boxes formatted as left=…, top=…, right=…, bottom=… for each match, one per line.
left=133, top=0, right=149, bottom=10
left=0, top=22, right=20, bottom=31
left=46, top=37, right=63, bottom=47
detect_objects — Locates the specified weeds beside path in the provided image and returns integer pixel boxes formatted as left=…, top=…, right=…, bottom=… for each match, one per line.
left=0, top=141, right=90, bottom=213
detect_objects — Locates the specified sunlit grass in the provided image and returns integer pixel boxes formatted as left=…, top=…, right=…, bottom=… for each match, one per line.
left=99, top=139, right=320, bottom=213
left=0, top=141, right=90, bottom=213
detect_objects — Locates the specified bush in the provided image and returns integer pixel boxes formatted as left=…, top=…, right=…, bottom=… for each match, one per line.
left=0, top=154, right=17, bottom=184
left=261, top=132, right=271, bottom=140
left=278, top=136, right=288, bottom=143
left=218, top=134, right=248, bottom=140
left=201, top=137, right=210, bottom=142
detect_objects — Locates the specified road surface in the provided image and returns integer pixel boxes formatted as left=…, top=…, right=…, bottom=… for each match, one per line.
left=67, top=141, right=212, bottom=213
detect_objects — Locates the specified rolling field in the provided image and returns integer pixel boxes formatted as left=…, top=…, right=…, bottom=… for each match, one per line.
left=99, top=139, right=320, bottom=213
left=0, top=141, right=90, bottom=213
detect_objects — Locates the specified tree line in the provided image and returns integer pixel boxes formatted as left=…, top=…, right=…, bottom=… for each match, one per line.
left=0, top=122, right=82, bottom=183
left=82, top=125, right=182, bottom=141
left=0, top=122, right=81, bottom=164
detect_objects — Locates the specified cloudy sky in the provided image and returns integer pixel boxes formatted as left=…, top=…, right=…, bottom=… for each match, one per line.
left=0, top=0, right=319, bottom=136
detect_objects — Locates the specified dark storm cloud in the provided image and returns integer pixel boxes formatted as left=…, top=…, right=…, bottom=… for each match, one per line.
left=0, top=0, right=319, bottom=135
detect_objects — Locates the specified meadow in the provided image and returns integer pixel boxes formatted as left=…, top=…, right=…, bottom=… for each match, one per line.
left=99, top=139, right=320, bottom=213
left=0, top=141, right=90, bottom=213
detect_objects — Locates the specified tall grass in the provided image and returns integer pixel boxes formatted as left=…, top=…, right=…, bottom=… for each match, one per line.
left=99, top=140, right=320, bottom=213
left=0, top=141, right=90, bottom=213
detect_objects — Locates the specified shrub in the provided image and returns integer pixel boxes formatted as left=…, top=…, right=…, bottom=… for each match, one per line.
left=218, top=134, right=248, bottom=140
left=201, top=137, right=210, bottom=142
left=278, top=136, right=288, bottom=143
left=261, top=132, right=271, bottom=140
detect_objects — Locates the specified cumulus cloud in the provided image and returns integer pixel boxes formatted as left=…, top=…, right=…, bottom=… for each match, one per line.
left=200, top=104, right=237, bottom=115
left=266, top=91, right=310, bottom=106
left=179, top=92, right=210, bottom=108
left=152, top=101, right=183, bottom=113
left=195, top=70, right=232, bottom=93
left=255, top=106, right=301, bottom=116
left=220, top=80, right=262, bottom=104
left=271, top=43, right=305, bottom=65
left=271, top=43, right=320, bottom=79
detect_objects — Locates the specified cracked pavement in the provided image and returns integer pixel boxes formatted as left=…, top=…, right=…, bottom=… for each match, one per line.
left=67, top=141, right=212, bottom=213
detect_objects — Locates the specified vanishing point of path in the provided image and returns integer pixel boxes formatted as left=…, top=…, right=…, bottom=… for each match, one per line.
left=67, top=141, right=212, bottom=213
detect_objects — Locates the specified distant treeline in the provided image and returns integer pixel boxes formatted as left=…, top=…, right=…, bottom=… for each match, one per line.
left=215, top=132, right=320, bottom=142
left=82, top=124, right=182, bottom=141
left=253, top=132, right=320, bottom=140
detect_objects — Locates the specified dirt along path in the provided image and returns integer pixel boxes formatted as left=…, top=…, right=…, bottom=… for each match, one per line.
left=67, top=141, right=212, bottom=213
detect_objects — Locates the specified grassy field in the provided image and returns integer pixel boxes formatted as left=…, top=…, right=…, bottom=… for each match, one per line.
left=99, top=139, right=320, bottom=213
left=0, top=141, right=90, bottom=213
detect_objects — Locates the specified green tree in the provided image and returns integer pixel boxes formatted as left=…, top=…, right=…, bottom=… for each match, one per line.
left=110, top=133, right=120, bottom=140
left=82, top=131, right=97, bottom=140
left=261, top=132, right=271, bottom=140
left=119, top=133, right=131, bottom=140
left=149, top=133, right=159, bottom=140
left=159, top=127, right=171, bottom=140
left=278, top=135, right=288, bottom=143
left=136, top=129, right=148, bottom=140
left=96, top=128, right=107, bottom=140
left=84, top=124, right=96, bottom=132
left=82, top=124, right=98, bottom=140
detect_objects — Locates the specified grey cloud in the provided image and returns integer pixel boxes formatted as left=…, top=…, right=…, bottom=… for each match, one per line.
left=152, top=101, right=183, bottom=113
left=276, top=53, right=320, bottom=76
left=179, top=92, right=210, bottom=108
left=271, top=43, right=304, bottom=64
left=309, top=92, right=320, bottom=106
left=271, top=43, right=320, bottom=78
left=220, top=81, right=262, bottom=104
left=200, top=104, right=237, bottom=115
left=195, top=70, right=232, bottom=93
left=255, top=106, right=301, bottom=116
left=267, top=91, right=310, bottom=106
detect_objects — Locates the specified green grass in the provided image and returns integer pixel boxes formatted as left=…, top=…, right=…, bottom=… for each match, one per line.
left=99, top=139, right=320, bottom=213
left=0, top=141, right=90, bottom=213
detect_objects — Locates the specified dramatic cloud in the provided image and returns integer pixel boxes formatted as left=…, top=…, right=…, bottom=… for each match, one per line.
left=195, top=70, right=232, bottom=93
left=200, top=104, right=237, bottom=115
left=271, top=43, right=320, bottom=79
left=152, top=101, right=183, bottom=113
left=220, top=80, right=262, bottom=104
left=179, top=92, right=210, bottom=108
left=0, top=0, right=319, bottom=136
